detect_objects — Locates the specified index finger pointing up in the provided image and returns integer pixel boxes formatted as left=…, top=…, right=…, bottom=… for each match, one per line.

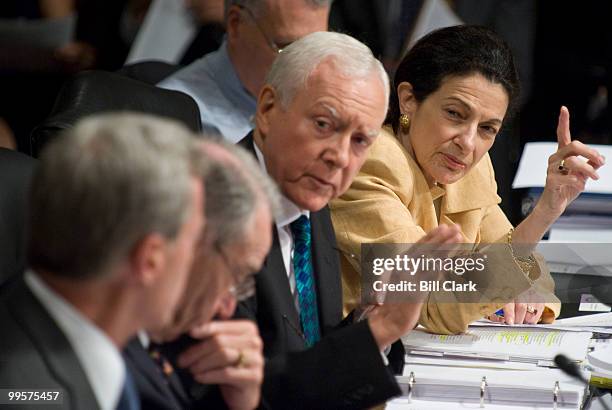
left=556, top=106, right=571, bottom=148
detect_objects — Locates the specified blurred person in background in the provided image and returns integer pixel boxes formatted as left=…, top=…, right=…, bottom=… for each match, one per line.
left=0, top=0, right=149, bottom=152
left=159, top=0, right=330, bottom=142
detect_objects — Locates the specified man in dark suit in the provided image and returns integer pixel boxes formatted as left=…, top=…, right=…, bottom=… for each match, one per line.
left=0, top=113, right=205, bottom=410
left=124, top=140, right=279, bottom=410
left=179, top=32, right=462, bottom=409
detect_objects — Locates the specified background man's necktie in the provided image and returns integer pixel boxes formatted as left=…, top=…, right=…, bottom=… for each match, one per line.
left=148, top=343, right=175, bottom=381
left=116, top=366, right=140, bottom=410
left=290, top=215, right=321, bottom=347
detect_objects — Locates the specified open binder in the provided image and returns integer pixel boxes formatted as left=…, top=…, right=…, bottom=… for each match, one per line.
left=395, top=365, right=586, bottom=409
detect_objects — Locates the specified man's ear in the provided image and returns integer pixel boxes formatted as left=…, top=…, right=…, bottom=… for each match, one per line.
left=130, top=233, right=167, bottom=287
left=397, top=81, right=418, bottom=117
left=255, top=85, right=278, bottom=141
left=225, top=5, right=243, bottom=41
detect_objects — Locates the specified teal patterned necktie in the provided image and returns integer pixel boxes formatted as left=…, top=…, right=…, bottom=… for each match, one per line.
left=290, top=215, right=321, bottom=347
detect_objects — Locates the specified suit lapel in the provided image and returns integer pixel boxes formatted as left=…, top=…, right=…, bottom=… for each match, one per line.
left=238, top=132, right=302, bottom=330
left=6, top=276, right=99, bottom=409
left=259, top=229, right=301, bottom=332
left=237, top=131, right=256, bottom=153
left=310, top=207, right=342, bottom=334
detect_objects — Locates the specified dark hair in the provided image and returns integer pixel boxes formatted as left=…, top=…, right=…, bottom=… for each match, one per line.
left=387, top=25, right=520, bottom=133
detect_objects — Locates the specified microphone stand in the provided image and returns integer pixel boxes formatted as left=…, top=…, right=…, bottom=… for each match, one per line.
left=554, top=354, right=611, bottom=410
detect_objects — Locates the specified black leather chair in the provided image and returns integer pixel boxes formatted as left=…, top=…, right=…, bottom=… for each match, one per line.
left=115, top=60, right=182, bottom=85
left=0, top=149, right=37, bottom=283
left=30, top=69, right=201, bottom=157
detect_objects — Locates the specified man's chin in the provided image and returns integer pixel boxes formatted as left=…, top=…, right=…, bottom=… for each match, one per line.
left=290, top=191, right=332, bottom=212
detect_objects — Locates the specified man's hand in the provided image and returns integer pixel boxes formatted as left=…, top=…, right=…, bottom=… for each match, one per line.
left=368, top=224, right=463, bottom=348
left=178, top=320, right=263, bottom=410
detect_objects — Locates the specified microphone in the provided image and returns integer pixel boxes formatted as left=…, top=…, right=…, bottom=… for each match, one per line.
left=554, top=354, right=589, bottom=383
left=554, top=354, right=611, bottom=410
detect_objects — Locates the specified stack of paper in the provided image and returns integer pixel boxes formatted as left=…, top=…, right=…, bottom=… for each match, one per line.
left=588, top=344, right=612, bottom=389
left=392, top=327, right=592, bottom=409
left=470, top=313, right=612, bottom=335
left=513, top=142, right=612, bottom=243
left=402, top=328, right=592, bottom=364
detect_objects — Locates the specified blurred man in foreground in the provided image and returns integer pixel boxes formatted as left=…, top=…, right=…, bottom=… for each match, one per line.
left=125, top=140, right=280, bottom=410
left=0, top=113, right=205, bottom=409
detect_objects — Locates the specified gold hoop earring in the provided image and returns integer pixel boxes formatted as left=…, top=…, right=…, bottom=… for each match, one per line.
left=399, top=113, right=410, bottom=133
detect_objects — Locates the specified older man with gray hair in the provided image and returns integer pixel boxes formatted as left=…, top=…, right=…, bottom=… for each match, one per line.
left=177, top=31, right=462, bottom=409
left=159, top=0, right=331, bottom=142
left=125, top=139, right=280, bottom=410
left=0, top=113, right=205, bottom=410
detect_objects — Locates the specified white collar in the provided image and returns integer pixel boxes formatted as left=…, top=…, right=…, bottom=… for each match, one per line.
left=137, top=330, right=150, bottom=349
left=253, top=141, right=309, bottom=228
left=25, top=270, right=125, bottom=410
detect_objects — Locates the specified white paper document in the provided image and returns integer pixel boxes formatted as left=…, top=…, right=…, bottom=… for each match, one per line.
left=126, top=0, right=197, bottom=64
left=555, top=312, right=612, bottom=327
left=406, top=0, right=462, bottom=49
left=535, top=242, right=612, bottom=275
left=513, top=142, right=612, bottom=194
left=0, top=14, right=75, bottom=49
left=548, top=227, right=612, bottom=243
left=469, top=318, right=612, bottom=335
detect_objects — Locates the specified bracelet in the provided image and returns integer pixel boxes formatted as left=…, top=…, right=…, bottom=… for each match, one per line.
left=507, top=228, right=537, bottom=273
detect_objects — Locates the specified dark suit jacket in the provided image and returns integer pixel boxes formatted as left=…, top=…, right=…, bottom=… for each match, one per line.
left=125, top=334, right=229, bottom=409
left=234, top=133, right=402, bottom=409
left=124, top=338, right=191, bottom=410
left=0, top=149, right=36, bottom=283
left=0, top=275, right=100, bottom=410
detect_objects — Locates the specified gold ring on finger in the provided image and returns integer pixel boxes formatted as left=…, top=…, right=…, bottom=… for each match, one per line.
left=526, top=305, right=537, bottom=315
left=235, top=350, right=247, bottom=368
left=558, top=159, right=569, bottom=175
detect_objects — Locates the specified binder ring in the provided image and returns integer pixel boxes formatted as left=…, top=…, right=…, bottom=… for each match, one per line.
left=480, top=376, right=488, bottom=408
left=553, top=381, right=560, bottom=410
left=407, top=371, right=415, bottom=403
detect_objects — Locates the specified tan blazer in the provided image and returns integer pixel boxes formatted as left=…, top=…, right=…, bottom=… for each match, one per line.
left=330, top=129, right=560, bottom=335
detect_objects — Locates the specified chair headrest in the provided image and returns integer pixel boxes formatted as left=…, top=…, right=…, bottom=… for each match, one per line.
left=115, top=60, right=182, bottom=85
left=30, top=70, right=201, bottom=157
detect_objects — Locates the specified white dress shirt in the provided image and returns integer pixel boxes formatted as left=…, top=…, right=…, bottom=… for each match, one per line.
left=253, top=144, right=309, bottom=312
left=158, top=40, right=256, bottom=143
left=25, top=270, right=125, bottom=410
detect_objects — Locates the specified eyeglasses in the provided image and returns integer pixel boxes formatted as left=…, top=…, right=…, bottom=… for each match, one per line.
left=238, top=5, right=287, bottom=54
left=214, top=241, right=256, bottom=302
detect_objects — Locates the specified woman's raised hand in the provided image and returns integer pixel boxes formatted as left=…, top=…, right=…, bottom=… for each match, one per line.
left=538, top=106, right=605, bottom=219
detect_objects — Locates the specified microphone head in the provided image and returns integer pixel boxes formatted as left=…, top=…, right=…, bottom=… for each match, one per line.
left=554, top=354, right=586, bottom=382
